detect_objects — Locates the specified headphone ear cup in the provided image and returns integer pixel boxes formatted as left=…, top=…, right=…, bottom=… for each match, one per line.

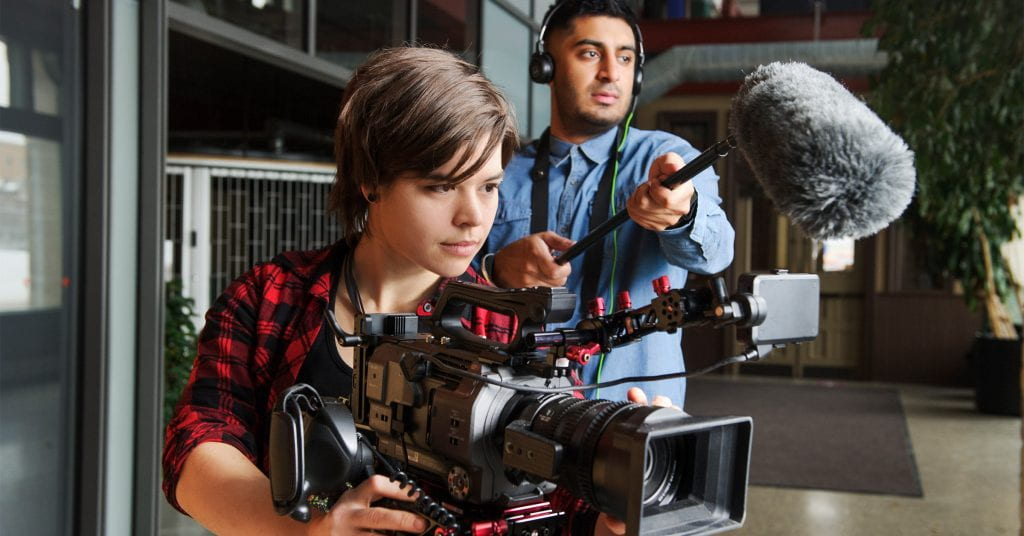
left=529, top=52, right=554, bottom=84
left=633, top=65, right=643, bottom=98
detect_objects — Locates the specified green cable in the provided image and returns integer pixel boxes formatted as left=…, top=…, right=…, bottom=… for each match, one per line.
left=594, top=111, right=634, bottom=399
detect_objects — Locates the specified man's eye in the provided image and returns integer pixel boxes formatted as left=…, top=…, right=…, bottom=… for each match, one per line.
left=583, top=50, right=599, bottom=59
left=620, top=55, right=633, bottom=64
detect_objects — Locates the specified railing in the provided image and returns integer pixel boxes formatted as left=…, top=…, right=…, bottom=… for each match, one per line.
left=165, top=155, right=339, bottom=320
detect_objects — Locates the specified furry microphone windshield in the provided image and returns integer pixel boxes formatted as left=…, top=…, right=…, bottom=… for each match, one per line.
left=730, top=62, right=916, bottom=240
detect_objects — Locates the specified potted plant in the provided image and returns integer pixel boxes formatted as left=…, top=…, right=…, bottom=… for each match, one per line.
left=165, top=280, right=198, bottom=423
left=865, top=1, right=1023, bottom=415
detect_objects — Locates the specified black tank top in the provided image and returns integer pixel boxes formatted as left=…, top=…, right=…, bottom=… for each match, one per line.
left=295, top=251, right=353, bottom=400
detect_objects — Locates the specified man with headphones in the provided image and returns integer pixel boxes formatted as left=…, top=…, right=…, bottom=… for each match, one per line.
left=480, top=0, right=735, bottom=409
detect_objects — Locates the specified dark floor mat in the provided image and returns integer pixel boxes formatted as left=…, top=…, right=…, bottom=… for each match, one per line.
left=684, top=378, right=923, bottom=497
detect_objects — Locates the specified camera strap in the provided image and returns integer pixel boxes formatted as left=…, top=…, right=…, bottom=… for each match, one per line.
left=342, top=251, right=366, bottom=316
left=530, top=126, right=624, bottom=304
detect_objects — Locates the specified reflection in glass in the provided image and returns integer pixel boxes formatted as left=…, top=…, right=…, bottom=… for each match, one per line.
left=481, top=2, right=531, bottom=137
left=31, top=49, right=60, bottom=115
left=172, top=0, right=305, bottom=48
left=0, top=1, right=76, bottom=533
left=0, top=131, right=62, bottom=311
left=317, top=3, right=400, bottom=70
left=1, top=41, right=9, bottom=107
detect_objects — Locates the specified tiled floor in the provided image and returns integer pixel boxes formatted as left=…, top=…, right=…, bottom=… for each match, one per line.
left=738, top=382, right=1019, bottom=535
left=159, top=381, right=1021, bottom=535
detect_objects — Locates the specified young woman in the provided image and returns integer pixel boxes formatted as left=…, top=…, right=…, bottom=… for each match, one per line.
left=162, top=47, right=518, bottom=535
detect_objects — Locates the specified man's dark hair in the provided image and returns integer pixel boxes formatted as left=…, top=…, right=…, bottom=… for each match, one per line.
left=329, top=47, right=518, bottom=245
left=544, top=0, right=639, bottom=35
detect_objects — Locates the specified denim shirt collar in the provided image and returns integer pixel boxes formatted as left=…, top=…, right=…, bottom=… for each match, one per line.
left=548, top=126, right=619, bottom=165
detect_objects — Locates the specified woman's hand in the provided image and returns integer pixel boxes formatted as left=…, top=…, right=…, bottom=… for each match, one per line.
left=306, top=475, right=429, bottom=536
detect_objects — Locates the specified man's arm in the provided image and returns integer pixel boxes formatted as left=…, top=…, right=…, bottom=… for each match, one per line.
left=627, top=148, right=735, bottom=275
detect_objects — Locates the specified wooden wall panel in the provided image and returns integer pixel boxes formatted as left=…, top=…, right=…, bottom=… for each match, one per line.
left=870, top=293, right=981, bottom=386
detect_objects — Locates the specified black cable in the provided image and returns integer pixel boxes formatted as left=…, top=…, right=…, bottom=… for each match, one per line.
left=420, top=349, right=757, bottom=394
left=357, top=434, right=460, bottom=531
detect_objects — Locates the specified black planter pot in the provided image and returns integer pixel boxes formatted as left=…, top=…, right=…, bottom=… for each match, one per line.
left=971, top=334, right=1022, bottom=416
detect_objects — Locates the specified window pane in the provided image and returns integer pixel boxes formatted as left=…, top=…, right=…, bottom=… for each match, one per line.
left=481, top=2, right=531, bottom=137
left=0, top=132, right=62, bottom=311
left=317, top=2, right=401, bottom=70
left=822, top=238, right=856, bottom=272
left=172, top=0, right=305, bottom=49
left=0, top=0, right=78, bottom=533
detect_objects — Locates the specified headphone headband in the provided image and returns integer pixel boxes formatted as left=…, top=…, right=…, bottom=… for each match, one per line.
left=529, top=1, right=645, bottom=97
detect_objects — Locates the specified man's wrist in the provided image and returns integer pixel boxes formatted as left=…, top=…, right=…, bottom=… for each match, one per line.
left=667, top=190, right=699, bottom=230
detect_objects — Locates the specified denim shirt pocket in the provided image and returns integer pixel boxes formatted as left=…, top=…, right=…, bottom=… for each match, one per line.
left=494, top=201, right=531, bottom=224
left=488, top=200, right=533, bottom=250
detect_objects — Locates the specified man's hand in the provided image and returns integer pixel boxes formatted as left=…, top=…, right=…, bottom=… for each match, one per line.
left=626, top=152, right=696, bottom=232
left=595, top=512, right=627, bottom=536
left=493, top=231, right=574, bottom=288
left=306, top=475, right=428, bottom=536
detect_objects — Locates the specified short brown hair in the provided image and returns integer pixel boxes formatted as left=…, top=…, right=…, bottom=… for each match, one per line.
left=329, top=47, right=519, bottom=244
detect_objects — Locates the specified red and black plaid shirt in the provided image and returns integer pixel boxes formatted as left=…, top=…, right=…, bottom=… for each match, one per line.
left=162, top=242, right=511, bottom=512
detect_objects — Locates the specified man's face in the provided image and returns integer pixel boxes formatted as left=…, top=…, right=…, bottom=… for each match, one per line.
left=548, top=15, right=637, bottom=139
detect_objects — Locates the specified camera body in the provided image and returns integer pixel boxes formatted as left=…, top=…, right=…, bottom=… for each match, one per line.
left=271, top=273, right=819, bottom=535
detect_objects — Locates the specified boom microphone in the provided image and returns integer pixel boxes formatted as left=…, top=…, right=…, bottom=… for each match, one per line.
left=556, top=62, right=915, bottom=265
left=730, top=61, right=916, bottom=240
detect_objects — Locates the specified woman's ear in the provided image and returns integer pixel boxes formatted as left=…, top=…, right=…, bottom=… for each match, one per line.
left=360, top=185, right=379, bottom=203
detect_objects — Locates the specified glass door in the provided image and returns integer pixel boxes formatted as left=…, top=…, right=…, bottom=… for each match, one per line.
left=0, top=0, right=81, bottom=533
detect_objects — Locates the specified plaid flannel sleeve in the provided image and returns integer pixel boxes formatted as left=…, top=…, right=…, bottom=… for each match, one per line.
left=161, top=268, right=267, bottom=514
left=464, top=267, right=514, bottom=344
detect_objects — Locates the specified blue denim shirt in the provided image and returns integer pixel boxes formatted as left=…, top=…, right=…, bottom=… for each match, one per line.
left=482, top=127, right=735, bottom=407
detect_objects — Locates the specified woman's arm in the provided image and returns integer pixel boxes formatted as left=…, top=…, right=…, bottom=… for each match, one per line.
left=177, top=442, right=429, bottom=536
left=177, top=442, right=304, bottom=535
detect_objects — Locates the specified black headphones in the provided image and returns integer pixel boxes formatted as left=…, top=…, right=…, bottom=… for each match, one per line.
left=528, top=1, right=646, bottom=98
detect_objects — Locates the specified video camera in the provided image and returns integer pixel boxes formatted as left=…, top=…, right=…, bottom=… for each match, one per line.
left=269, top=271, right=819, bottom=535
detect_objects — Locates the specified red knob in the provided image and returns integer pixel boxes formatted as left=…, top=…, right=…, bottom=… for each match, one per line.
left=471, top=520, right=507, bottom=536
left=652, top=275, right=671, bottom=295
left=588, top=296, right=606, bottom=317
left=567, top=342, right=602, bottom=365
left=617, top=290, right=632, bottom=310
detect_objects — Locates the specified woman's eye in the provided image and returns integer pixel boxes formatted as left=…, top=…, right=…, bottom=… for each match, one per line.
left=483, top=183, right=501, bottom=193
left=428, top=184, right=454, bottom=194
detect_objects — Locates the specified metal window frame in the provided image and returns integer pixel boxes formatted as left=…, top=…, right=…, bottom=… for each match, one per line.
left=167, top=1, right=351, bottom=89
left=79, top=0, right=166, bottom=533
left=134, top=0, right=167, bottom=532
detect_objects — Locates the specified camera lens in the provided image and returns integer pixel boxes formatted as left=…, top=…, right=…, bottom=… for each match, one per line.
left=642, top=437, right=682, bottom=506
left=520, top=395, right=658, bottom=508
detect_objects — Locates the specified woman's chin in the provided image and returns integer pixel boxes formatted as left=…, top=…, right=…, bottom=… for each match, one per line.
left=430, top=251, right=480, bottom=279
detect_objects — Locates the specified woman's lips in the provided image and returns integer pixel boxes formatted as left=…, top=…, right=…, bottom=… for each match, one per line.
left=441, top=241, right=479, bottom=257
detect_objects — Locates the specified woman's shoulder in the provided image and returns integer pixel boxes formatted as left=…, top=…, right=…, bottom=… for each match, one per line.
left=268, top=242, right=344, bottom=279
left=216, top=241, right=345, bottom=307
